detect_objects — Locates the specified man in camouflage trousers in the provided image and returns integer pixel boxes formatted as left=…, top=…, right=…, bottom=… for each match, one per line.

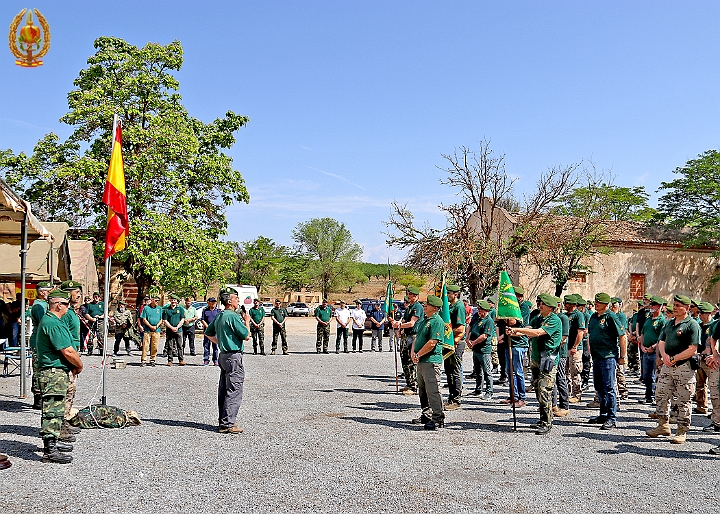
left=248, top=299, right=266, bottom=355
left=393, top=288, right=424, bottom=396
left=60, top=280, right=84, bottom=443
left=30, top=281, right=53, bottom=409
left=314, top=299, right=333, bottom=354
left=646, top=295, right=700, bottom=444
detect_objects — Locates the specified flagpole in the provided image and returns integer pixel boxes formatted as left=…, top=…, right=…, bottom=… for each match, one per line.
left=388, top=258, right=399, bottom=394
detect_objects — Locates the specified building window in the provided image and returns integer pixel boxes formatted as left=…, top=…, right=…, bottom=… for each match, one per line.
left=630, top=273, right=646, bottom=300
left=568, top=272, right=587, bottom=283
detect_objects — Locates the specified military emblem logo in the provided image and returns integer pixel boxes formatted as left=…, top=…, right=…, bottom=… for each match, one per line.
left=9, top=8, right=50, bottom=67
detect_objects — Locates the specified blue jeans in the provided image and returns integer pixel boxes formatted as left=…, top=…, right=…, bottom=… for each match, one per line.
left=593, top=357, right=617, bottom=421
left=472, top=352, right=493, bottom=394
left=641, top=351, right=657, bottom=400
left=203, top=337, right=218, bottom=364
left=505, top=346, right=527, bottom=401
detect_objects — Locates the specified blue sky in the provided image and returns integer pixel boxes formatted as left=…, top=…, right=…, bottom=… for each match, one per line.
left=2, top=2, right=720, bottom=263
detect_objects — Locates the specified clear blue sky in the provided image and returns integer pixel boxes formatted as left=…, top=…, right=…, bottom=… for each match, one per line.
left=2, top=1, right=719, bottom=263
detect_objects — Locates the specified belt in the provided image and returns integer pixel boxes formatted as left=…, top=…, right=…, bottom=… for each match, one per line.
left=671, top=358, right=689, bottom=368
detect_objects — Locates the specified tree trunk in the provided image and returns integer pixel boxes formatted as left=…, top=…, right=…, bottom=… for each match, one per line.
left=554, top=281, right=566, bottom=298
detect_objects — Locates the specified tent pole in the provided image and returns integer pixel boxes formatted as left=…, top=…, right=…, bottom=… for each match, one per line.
left=19, top=213, right=28, bottom=398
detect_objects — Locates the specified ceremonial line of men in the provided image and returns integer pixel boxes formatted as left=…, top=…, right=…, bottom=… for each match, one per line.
left=394, top=283, right=720, bottom=454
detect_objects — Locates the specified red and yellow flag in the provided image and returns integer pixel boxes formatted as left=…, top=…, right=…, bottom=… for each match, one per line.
left=102, top=120, right=129, bottom=259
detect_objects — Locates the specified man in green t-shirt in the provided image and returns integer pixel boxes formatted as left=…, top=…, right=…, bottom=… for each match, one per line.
left=392, top=286, right=424, bottom=396
left=468, top=300, right=495, bottom=400
left=84, top=292, right=105, bottom=355
left=507, top=293, right=562, bottom=435
left=610, top=297, right=629, bottom=400
left=646, top=295, right=700, bottom=444
left=314, top=299, right=333, bottom=354
left=270, top=299, right=289, bottom=355
left=552, top=301, right=571, bottom=417
left=36, top=290, right=83, bottom=463
left=566, top=295, right=587, bottom=404
left=205, top=287, right=251, bottom=435
left=410, top=295, right=446, bottom=430
left=182, top=297, right=199, bottom=357
left=443, top=285, right=466, bottom=410
left=163, top=296, right=186, bottom=365
left=587, top=292, right=628, bottom=430
left=140, top=296, right=163, bottom=366
left=248, top=299, right=266, bottom=355
left=639, top=296, right=665, bottom=404
left=30, top=281, right=53, bottom=409
left=59, top=280, right=83, bottom=442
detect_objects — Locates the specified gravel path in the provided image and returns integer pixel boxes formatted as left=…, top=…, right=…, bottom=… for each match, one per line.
left=2, top=323, right=719, bottom=513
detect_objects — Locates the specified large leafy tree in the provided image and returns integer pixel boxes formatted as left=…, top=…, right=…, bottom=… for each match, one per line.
left=558, top=183, right=656, bottom=222
left=0, top=37, right=249, bottom=303
left=234, top=236, right=287, bottom=293
left=292, top=217, right=363, bottom=299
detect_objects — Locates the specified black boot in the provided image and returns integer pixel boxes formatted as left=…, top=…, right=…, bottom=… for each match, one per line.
left=260, top=346, right=266, bottom=356
left=253, top=345, right=257, bottom=355
left=32, top=394, right=43, bottom=410
left=55, top=440, right=74, bottom=452
left=42, top=439, right=73, bottom=464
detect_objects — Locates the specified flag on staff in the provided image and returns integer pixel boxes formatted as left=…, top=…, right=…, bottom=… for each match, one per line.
left=440, top=281, right=455, bottom=360
left=495, top=270, right=522, bottom=321
left=102, top=119, right=129, bottom=259
left=384, top=279, right=393, bottom=316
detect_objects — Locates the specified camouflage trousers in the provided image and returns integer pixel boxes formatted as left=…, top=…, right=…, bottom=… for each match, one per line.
left=316, top=324, right=330, bottom=352
left=531, top=360, right=557, bottom=428
left=37, top=368, right=69, bottom=440
left=627, top=341, right=640, bottom=372
left=31, top=352, right=40, bottom=396
left=706, top=362, right=720, bottom=425
left=656, top=362, right=696, bottom=428
left=400, top=335, right=417, bottom=391
left=567, top=351, right=583, bottom=400
left=251, top=323, right=265, bottom=353
left=490, top=336, right=499, bottom=369
left=64, top=370, right=76, bottom=420
left=616, top=362, right=628, bottom=397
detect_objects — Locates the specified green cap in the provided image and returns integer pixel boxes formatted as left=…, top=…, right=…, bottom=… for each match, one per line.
left=650, top=296, right=666, bottom=305
left=48, top=290, right=70, bottom=301
left=697, top=301, right=714, bottom=314
left=477, top=300, right=492, bottom=311
left=563, top=294, right=575, bottom=304
left=610, top=297, right=621, bottom=304
left=447, top=284, right=461, bottom=293
left=595, top=292, right=611, bottom=304
left=117, top=300, right=126, bottom=306
left=220, top=287, right=238, bottom=296
left=575, top=296, right=586, bottom=306
left=60, top=280, right=82, bottom=291
left=691, top=299, right=699, bottom=307
left=538, top=293, right=559, bottom=308
left=37, top=281, right=53, bottom=290
left=426, top=295, right=442, bottom=308
left=407, top=286, right=420, bottom=295
left=514, top=286, right=525, bottom=295
left=643, top=293, right=652, bottom=300
left=673, top=294, right=692, bottom=306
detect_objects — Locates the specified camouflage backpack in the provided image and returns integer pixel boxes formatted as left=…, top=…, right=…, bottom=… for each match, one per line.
left=69, top=404, right=141, bottom=429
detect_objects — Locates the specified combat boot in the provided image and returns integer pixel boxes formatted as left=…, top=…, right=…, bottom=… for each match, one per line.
left=58, top=423, right=76, bottom=443
left=55, top=440, right=74, bottom=452
left=670, top=426, right=688, bottom=444
left=32, top=394, right=43, bottom=410
left=646, top=416, right=672, bottom=437
left=42, top=439, right=73, bottom=464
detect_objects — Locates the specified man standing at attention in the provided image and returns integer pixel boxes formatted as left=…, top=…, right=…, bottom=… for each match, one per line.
left=270, top=299, right=289, bottom=355
left=369, top=302, right=387, bottom=352
left=566, top=294, right=587, bottom=404
left=314, top=298, right=333, bottom=354
left=30, top=281, right=53, bottom=410
left=140, top=295, right=163, bottom=367
left=204, top=287, right=251, bottom=435
left=351, top=300, right=367, bottom=353
left=410, top=295, right=446, bottom=431
left=36, top=290, right=83, bottom=463
left=59, top=280, right=83, bottom=443
left=467, top=300, right=495, bottom=400
left=182, top=297, right=199, bottom=357
left=163, top=296, right=185, bottom=366
left=111, top=301, right=134, bottom=356
left=201, top=297, right=221, bottom=366
left=248, top=298, right=266, bottom=355
left=587, top=292, right=628, bottom=431
left=444, top=285, right=466, bottom=410
left=393, top=287, right=424, bottom=396
left=84, top=292, right=104, bottom=355
left=334, top=300, right=351, bottom=353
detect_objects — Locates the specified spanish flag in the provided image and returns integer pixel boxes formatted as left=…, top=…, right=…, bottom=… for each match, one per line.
left=102, top=119, right=129, bottom=259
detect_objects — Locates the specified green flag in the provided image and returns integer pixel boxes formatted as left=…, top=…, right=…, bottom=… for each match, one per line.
left=384, top=280, right=393, bottom=316
left=440, top=281, right=455, bottom=360
left=496, top=270, right=523, bottom=321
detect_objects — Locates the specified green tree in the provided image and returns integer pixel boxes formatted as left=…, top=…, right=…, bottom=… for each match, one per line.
left=292, top=217, right=363, bottom=299
left=234, top=236, right=287, bottom=293
left=557, top=184, right=656, bottom=222
left=0, top=37, right=249, bottom=304
left=277, top=253, right=313, bottom=293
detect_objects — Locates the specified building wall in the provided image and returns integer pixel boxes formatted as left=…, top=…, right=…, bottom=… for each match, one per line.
left=519, top=245, right=720, bottom=310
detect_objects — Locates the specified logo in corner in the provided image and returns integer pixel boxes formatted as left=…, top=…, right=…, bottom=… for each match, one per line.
left=9, top=8, right=50, bottom=67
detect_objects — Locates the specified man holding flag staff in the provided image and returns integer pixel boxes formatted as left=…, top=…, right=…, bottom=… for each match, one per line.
left=444, top=284, right=465, bottom=410
left=392, top=286, right=424, bottom=395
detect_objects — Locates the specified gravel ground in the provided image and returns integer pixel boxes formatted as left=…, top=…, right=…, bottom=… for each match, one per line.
left=2, top=318, right=720, bottom=513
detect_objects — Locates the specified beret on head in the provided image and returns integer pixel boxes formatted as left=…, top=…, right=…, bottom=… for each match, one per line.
left=60, top=280, right=82, bottom=291
left=673, top=294, right=692, bottom=306
left=407, top=286, right=421, bottom=295
left=538, top=294, right=559, bottom=308
left=426, top=295, right=442, bottom=308
left=697, top=301, right=714, bottom=314
left=595, top=292, right=611, bottom=304
left=477, top=300, right=491, bottom=311
left=48, top=290, right=70, bottom=301
left=447, top=284, right=461, bottom=292
left=514, top=285, right=525, bottom=295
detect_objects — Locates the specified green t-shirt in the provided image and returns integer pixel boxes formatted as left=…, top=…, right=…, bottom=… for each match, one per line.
left=413, top=312, right=445, bottom=364
left=205, top=309, right=249, bottom=353
left=530, top=313, right=563, bottom=364
left=469, top=314, right=494, bottom=354
left=140, top=305, right=163, bottom=333
left=520, top=300, right=532, bottom=326
left=642, top=314, right=665, bottom=348
left=314, top=305, right=333, bottom=323
left=661, top=316, right=700, bottom=357
left=86, top=301, right=104, bottom=318
left=249, top=307, right=265, bottom=324
left=629, top=312, right=638, bottom=333
left=29, top=299, right=48, bottom=349
left=567, top=309, right=586, bottom=352
left=616, top=311, right=629, bottom=331
left=449, top=300, right=466, bottom=341
left=588, top=310, right=625, bottom=361
left=62, top=308, right=81, bottom=351
left=402, top=301, right=425, bottom=335
left=271, top=307, right=288, bottom=324
left=558, top=312, right=570, bottom=358
left=183, top=306, right=197, bottom=327
left=36, top=311, right=73, bottom=370
left=163, top=306, right=185, bottom=327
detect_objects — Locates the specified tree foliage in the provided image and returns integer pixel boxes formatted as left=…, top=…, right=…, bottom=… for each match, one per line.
left=234, top=236, right=287, bottom=293
left=557, top=183, right=656, bottom=222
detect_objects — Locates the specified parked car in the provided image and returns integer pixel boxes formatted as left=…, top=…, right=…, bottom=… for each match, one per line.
left=191, top=301, right=207, bottom=330
left=262, top=302, right=274, bottom=316
left=287, top=302, right=311, bottom=317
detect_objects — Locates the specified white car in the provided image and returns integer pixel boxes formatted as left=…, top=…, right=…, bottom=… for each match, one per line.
left=262, top=302, right=274, bottom=316
left=287, top=302, right=311, bottom=317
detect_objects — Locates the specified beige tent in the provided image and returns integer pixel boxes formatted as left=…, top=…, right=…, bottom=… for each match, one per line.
left=68, top=239, right=99, bottom=295
left=0, top=221, right=69, bottom=282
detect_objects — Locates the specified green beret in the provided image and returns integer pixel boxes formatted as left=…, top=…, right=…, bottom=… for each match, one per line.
left=426, top=295, right=442, bottom=308
left=595, top=292, right=611, bottom=304
left=563, top=294, right=575, bottom=304
left=643, top=293, right=652, bottom=300
left=650, top=296, right=666, bottom=305
left=538, top=293, right=559, bottom=308
left=698, top=301, right=714, bottom=314
left=407, top=286, right=420, bottom=295
left=477, top=300, right=492, bottom=311
left=610, top=297, right=621, bottom=304
left=673, top=294, right=692, bottom=306
left=48, top=290, right=70, bottom=301
left=514, top=286, right=525, bottom=295
left=37, top=281, right=53, bottom=290
left=220, top=287, right=238, bottom=296
left=92, top=291, right=100, bottom=296
left=574, top=296, right=586, bottom=306
left=690, top=299, right=699, bottom=307
left=60, top=280, right=82, bottom=291
left=447, top=284, right=461, bottom=293
left=117, top=301, right=126, bottom=306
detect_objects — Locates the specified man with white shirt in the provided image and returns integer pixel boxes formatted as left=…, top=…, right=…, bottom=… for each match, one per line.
left=335, top=301, right=351, bottom=353
left=351, top=300, right=367, bottom=353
